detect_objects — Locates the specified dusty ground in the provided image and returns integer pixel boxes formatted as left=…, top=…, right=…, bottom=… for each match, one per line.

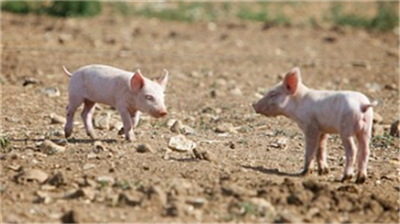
left=1, top=4, right=400, bottom=223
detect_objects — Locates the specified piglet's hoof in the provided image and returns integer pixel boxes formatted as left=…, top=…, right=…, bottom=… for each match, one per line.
left=341, top=174, right=353, bottom=183
left=355, top=174, right=366, bottom=184
left=300, top=169, right=313, bottom=176
left=318, top=167, right=330, bottom=175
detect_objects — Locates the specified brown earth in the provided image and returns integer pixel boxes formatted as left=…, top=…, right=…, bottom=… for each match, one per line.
left=1, top=4, right=399, bottom=223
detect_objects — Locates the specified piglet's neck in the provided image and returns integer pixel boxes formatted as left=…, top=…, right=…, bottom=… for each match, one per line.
left=280, top=83, right=310, bottom=121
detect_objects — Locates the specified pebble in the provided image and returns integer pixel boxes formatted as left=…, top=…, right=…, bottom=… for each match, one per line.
left=97, top=176, right=115, bottom=185
left=366, top=82, right=381, bottom=93
left=136, top=143, right=153, bottom=153
left=40, top=140, right=66, bottom=155
left=215, top=123, right=236, bottom=134
left=373, top=112, right=383, bottom=124
left=94, top=112, right=110, bottom=130
left=23, top=169, right=49, bottom=183
left=270, top=137, right=289, bottom=150
left=93, top=141, right=105, bottom=153
left=168, top=135, right=197, bottom=152
left=372, top=124, right=385, bottom=137
left=50, top=113, right=66, bottom=125
left=40, top=87, right=60, bottom=97
left=192, top=148, right=217, bottom=163
left=170, top=120, right=183, bottom=133
left=83, top=163, right=96, bottom=170
left=229, top=87, right=243, bottom=96
left=389, top=120, right=399, bottom=137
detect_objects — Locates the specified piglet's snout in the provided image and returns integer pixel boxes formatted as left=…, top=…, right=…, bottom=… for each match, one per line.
left=252, top=102, right=261, bottom=114
left=158, top=109, right=168, bottom=117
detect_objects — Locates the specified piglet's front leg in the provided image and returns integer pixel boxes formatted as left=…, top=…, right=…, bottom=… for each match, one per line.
left=300, top=130, right=321, bottom=176
left=117, top=107, right=135, bottom=142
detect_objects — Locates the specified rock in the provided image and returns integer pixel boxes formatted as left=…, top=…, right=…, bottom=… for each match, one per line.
left=170, top=120, right=183, bottom=133
left=93, top=141, right=105, bottom=153
left=270, top=137, right=288, bottom=150
left=64, top=189, right=84, bottom=199
left=109, top=119, right=123, bottom=131
left=23, top=169, right=49, bottom=183
left=389, top=120, right=400, bottom=137
left=81, top=187, right=97, bottom=201
left=152, top=185, right=168, bottom=206
left=168, top=135, right=197, bottom=152
left=275, top=210, right=303, bottom=223
left=61, top=210, right=79, bottom=223
left=181, top=125, right=195, bottom=135
left=40, top=140, right=65, bottom=155
left=23, top=77, right=41, bottom=87
left=40, top=87, right=60, bottom=97
left=59, top=33, right=73, bottom=44
left=229, top=87, right=243, bottom=96
left=50, top=113, right=66, bottom=124
left=352, top=60, right=371, bottom=70
left=185, top=196, right=207, bottom=208
left=118, top=191, right=142, bottom=206
left=373, top=112, right=383, bottom=124
left=250, top=198, right=277, bottom=218
left=83, top=163, right=96, bottom=170
left=193, top=148, right=217, bottom=163
left=136, top=143, right=153, bottom=153
left=372, top=124, right=385, bottom=137
left=94, top=112, right=110, bottom=130
left=366, top=82, right=381, bottom=93
left=222, top=184, right=257, bottom=197
left=97, top=176, right=115, bottom=185
left=215, top=123, right=236, bottom=133
left=8, top=164, right=22, bottom=171
left=165, top=119, right=178, bottom=129
left=87, top=153, right=99, bottom=160
left=47, top=172, right=64, bottom=187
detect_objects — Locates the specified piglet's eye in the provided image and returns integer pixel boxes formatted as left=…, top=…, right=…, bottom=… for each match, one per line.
left=145, top=95, right=155, bottom=101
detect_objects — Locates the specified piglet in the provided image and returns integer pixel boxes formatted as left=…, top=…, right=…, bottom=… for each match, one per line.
left=252, top=67, right=377, bottom=184
left=62, top=64, right=169, bottom=142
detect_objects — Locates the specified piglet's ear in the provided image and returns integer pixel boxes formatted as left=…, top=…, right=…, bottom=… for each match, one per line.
left=283, top=67, right=301, bottom=95
left=130, top=70, right=145, bottom=93
left=158, top=69, right=169, bottom=91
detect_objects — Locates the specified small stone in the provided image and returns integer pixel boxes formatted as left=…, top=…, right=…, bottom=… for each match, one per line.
left=58, top=33, right=73, bottom=44
left=40, top=140, right=65, bottom=155
left=152, top=185, right=168, bottom=206
left=136, top=143, right=153, bottom=153
left=250, top=198, right=277, bottom=218
left=23, top=77, right=41, bottom=87
left=81, top=187, right=97, bottom=201
left=181, top=125, right=195, bottom=135
left=165, top=119, right=177, bottom=128
left=23, top=169, right=49, bottom=183
left=83, top=163, right=96, bottom=170
left=97, top=176, right=115, bottom=185
left=8, top=164, right=22, bottom=171
left=118, top=192, right=142, bottom=206
left=373, top=112, right=383, bottom=124
left=193, top=148, right=217, bottom=163
left=352, top=60, right=371, bottom=70
left=215, top=123, right=236, bottom=134
left=222, top=184, right=257, bottom=197
left=50, top=113, right=66, bottom=125
left=372, top=124, right=385, bottom=137
left=185, top=196, right=207, bottom=208
left=64, top=189, right=84, bottom=199
left=170, top=120, right=183, bottom=133
left=168, top=135, right=197, bottom=152
left=109, top=119, right=123, bottom=131
left=270, top=137, right=289, bottom=150
left=87, top=153, right=99, bottom=159
left=229, top=87, right=243, bottom=96
left=93, top=141, right=105, bottom=153
left=47, top=172, right=64, bottom=187
left=366, top=82, right=381, bottom=93
left=94, top=112, right=110, bottom=130
left=389, top=120, right=400, bottom=137
left=40, top=87, right=60, bottom=97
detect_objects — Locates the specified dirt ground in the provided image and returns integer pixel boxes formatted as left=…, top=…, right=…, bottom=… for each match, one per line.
left=1, top=3, right=399, bottom=223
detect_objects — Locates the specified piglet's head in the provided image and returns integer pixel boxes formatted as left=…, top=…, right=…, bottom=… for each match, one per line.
left=130, top=69, right=169, bottom=118
left=252, top=67, right=302, bottom=117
